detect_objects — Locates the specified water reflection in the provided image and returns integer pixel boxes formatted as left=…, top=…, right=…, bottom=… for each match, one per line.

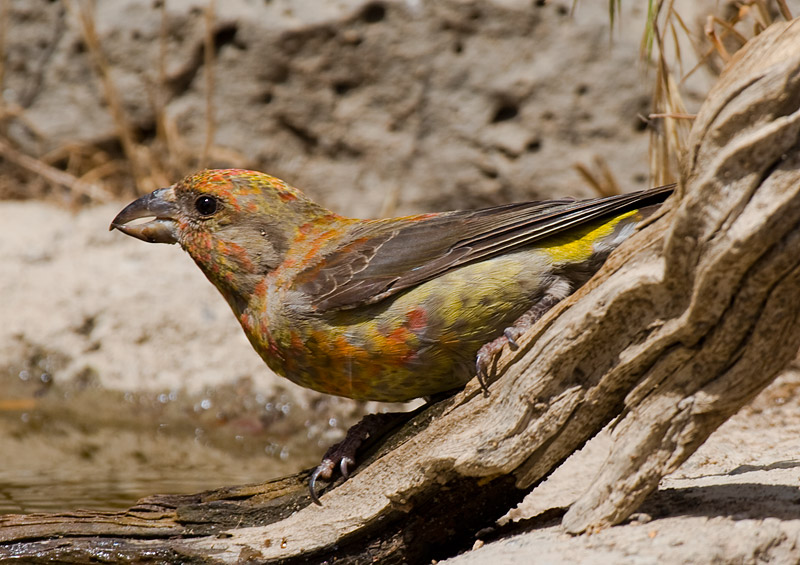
left=0, top=469, right=271, bottom=514
left=0, top=369, right=361, bottom=515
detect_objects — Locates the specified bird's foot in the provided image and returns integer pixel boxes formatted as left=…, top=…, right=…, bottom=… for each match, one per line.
left=475, top=327, right=525, bottom=394
left=475, top=293, right=564, bottom=393
left=309, top=411, right=410, bottom=505
left=475, top=334, right=510, bottom=395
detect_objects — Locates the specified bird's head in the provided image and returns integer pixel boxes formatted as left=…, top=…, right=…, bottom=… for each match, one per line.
left=111, top=169, right=332, bottom=312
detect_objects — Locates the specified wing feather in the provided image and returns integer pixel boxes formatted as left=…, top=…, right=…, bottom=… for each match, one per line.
left=295, top=184, right=674, bottom=311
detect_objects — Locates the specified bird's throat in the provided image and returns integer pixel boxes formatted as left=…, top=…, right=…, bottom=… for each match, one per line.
left=183, top=235, right=265, bottom=318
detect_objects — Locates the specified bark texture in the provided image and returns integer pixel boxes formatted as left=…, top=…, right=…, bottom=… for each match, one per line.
left=3, top=19, right=800, bottom=564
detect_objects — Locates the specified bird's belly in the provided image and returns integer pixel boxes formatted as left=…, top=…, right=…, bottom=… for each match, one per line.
left=264, top=252, right=550, bottom=402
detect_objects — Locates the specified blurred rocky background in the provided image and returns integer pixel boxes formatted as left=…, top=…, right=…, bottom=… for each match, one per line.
left=3, top=0, right=675, bottom=212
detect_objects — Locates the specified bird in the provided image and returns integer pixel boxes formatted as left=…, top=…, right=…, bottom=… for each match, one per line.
left=110, top=168, right=673, bottom=503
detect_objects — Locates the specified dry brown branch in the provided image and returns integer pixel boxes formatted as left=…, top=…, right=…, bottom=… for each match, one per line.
left=573, top=155, right=621, bottom=197
left=646, top=1, right=693, bottom=187
left=647, top=112, right=695, bottom=119
left=156, top=0, right=169, bottom=152
left=777, top=0, right=793, bottom=21
left=0, top=0, right=8, bottom=120
left=201, top=0, right=216, bottom=169
left=0, top=138, right=114, bottom=202
left=64, top=0, right=152, bottom=193
left=1, top=18, right=800, bottom=564
left=703, top=13, right=752, bottom=62
left=708, top=14, right=751, bottom=48
left=648, top=51, right=691, bottom=186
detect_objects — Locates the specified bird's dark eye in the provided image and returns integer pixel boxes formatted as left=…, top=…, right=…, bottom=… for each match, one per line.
left=194, top=195, right=218, bottom=216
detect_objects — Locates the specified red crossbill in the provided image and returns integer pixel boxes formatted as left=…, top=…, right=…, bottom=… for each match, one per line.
left=111, top=169, right=672, bottom=502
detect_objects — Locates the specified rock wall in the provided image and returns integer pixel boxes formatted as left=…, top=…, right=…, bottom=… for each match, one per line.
left=6, top=0, right=664, bottom=215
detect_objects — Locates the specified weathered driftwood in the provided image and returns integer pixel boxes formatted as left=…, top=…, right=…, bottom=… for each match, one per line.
left=3, top=19, right=800, bottom=564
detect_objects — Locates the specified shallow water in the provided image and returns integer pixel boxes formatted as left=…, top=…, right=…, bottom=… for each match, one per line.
left=0, top=369, right=355, bottom=515
left=0, top=426, right=298, bottom=515
left=0, top=470, right=266, bottom=515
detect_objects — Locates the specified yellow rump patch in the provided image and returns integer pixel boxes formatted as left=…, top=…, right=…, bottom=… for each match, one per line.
left=539, top=210, right=637, bottom=264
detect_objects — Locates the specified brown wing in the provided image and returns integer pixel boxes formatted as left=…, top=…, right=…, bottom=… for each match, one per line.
left=295, top=184, right=674, bottom=311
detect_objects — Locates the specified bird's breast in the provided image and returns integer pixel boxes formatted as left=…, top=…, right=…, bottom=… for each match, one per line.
left=240, top=251, right=554, bottom=402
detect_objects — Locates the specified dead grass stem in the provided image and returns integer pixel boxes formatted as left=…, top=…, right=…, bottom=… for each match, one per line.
left=0, top=138, right=114, bottom=202
left=202, top=0, right=216, bottom=169
left=64, top=0, right=153, bottom=193
left=574, top=156, right=622, bottom=197
left=642, top=0, right=791, bottom=188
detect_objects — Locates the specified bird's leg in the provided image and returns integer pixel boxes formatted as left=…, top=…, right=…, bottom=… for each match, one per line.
left=475, top=280, right=572, bottom=391
left=309, top=411, right=412, bottom=505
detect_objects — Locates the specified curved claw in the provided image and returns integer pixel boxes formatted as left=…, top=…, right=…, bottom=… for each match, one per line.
left=309, top=470, right=323, bottom=506
left=309, top=459, right=335, bottom=506
left=340, top=456, right=354, bottom=479
left=503, top=328, right=521, bottom=350
left=474, top=352, right=491, bottom=396
left=307, top=412, right=406, bottom=506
